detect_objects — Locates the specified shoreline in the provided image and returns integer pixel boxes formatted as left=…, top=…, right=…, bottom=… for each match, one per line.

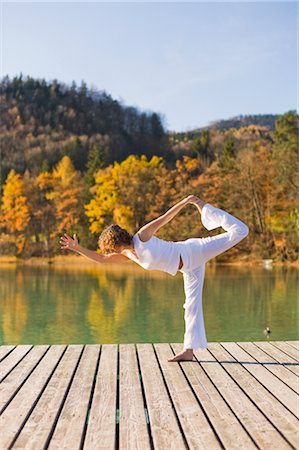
left=0, top=255, right=298, bottom=268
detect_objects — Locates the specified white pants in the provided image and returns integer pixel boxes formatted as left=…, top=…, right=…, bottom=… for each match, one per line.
left=176, top=203, right=249, bottom=350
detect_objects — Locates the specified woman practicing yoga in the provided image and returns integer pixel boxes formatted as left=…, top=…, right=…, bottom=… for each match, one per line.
left=59, top=195, right=249, bottom=362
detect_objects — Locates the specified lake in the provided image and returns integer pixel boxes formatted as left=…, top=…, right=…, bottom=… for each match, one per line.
left=0, top=262, right=298, bottom=346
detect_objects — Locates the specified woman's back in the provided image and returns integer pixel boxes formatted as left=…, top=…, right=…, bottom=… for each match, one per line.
left=125, top=233, right=181, bottom=276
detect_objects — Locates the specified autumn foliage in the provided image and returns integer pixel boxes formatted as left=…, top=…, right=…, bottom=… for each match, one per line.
left=0, top=111, right=298, bottom=262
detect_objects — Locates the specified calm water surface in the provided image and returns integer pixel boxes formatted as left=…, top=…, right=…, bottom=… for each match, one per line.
left=0, top=262, right=298, bottom=345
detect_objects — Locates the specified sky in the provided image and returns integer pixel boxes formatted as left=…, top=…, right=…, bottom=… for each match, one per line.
left=1, top=1, right=297, bottom=132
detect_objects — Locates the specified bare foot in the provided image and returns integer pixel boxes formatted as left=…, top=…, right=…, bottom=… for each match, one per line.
left=168, top=349, right=194, bottom=362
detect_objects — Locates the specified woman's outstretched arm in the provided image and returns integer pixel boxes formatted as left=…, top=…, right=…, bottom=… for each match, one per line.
left=138, top=195, right=206, bottom=242
left=59, top=234, right=127, bottom=263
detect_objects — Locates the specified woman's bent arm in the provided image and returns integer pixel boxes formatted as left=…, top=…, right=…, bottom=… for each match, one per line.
left=137, top=197, right=188, bottom=242
left=138, top=195, right=206, bottom=242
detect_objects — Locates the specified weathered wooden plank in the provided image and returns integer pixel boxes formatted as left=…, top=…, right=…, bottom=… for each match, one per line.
left=197, top=343, right=293, bottom=450
left=83, top=344, right=118, bottom=450
left=0, top=345, right=34, bottom=381
left=237, top=342, right=299, bottom=392
left=171, top=343, right=255, bottom=450
left=208, top=343, right=298, bottom=449
left=47, top=345, right=99, bottom=450
left=0, top=346, right=16, bottom=361
left=221, top=342, right=299, bottom=418
left=0, top=345, right=66, bottom=449
left=119, top=344, right=151, bottom=450
left=284, top=341, right=299, bottom=350
left=137, top=343, right=186, bottom=450
left=11, top=345, right=83, bottom=450
left=154, top=343, right=220, bottom=449
left=0, top=345, right=49, bottom=411
left=270, top=341, right=299, bottom=362
left=252, top=341, right=299, bottom=377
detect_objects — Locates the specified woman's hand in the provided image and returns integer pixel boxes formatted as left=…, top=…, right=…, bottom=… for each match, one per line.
left=60, top=233, right=79, bottom=252
left=186, top=195, right=200, bottom=205
left=186, top=195, right=207, bottom=212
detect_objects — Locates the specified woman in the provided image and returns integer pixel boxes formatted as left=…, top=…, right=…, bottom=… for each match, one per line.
left=59, top=195, right=249, bottom=362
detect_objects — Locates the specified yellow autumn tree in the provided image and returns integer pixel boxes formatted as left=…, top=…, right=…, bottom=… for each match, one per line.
left=0, top=169, right=30, bottom=254
left=28, top=170, right=57, bottom=255
left=85, top=165, right=118, bottom=233
left=85, top=154, right=163, bottom=235
left=46, top=156, right=84, bottom=237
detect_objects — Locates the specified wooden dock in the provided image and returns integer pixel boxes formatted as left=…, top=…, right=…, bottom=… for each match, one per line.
left=0, top=341, right=298, bottom=450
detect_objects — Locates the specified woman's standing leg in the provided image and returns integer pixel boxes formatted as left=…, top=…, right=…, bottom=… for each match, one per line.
left=168, top=265, right=207, bottom=362
left=182, top=266, right=208, bottom=350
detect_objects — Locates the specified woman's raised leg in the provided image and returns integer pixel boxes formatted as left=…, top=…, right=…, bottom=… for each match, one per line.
left=195, top=201, right=249, bottom=265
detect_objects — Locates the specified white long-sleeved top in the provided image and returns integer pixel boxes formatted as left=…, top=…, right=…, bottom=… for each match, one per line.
left=126, top=203, right=249, bottom=275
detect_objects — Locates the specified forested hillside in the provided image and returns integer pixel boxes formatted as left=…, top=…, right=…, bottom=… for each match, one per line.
left=0, top=75, right=298, bottom=262
left=0, top=74, right=169, bottom=184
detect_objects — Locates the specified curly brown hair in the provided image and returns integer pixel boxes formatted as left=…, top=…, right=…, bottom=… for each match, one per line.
left=98, top=224, right=133, bottom=254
